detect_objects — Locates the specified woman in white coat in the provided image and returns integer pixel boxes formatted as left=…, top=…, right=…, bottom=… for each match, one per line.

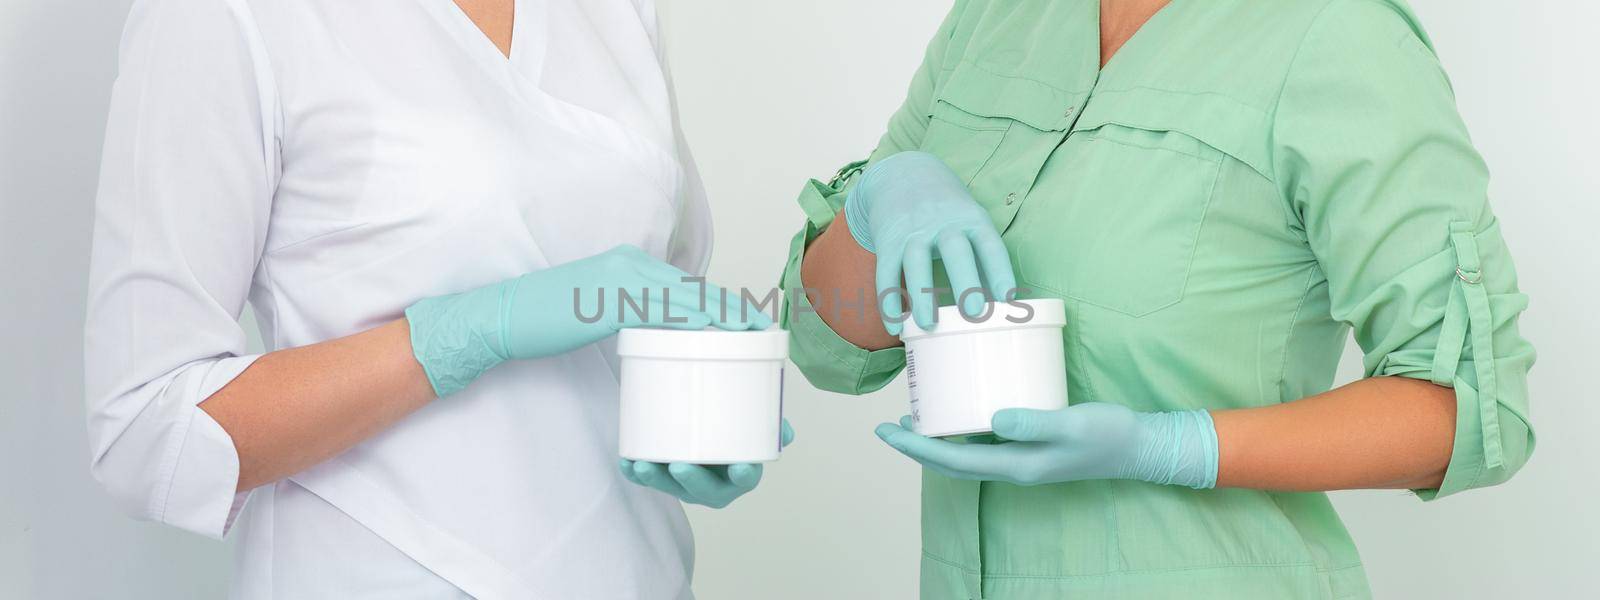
left=83, top=0, right=780, bottom=597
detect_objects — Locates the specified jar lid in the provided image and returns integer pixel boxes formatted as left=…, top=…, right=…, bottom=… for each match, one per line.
left=617, top=327, right=790, bottom=361
left=899, top=298, right=1066, bottom=341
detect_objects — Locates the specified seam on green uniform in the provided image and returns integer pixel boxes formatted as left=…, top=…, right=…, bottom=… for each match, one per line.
left=1105, top=480, right=1125, bottom=572
left=1023, top=280, right=1183, bottom=319
left=969, top=121, right=1012, bottom=178
left=1068, top=297, right=1099, bottom=404
left=1085, top=131, right=1225, bottom=164
left=1093, top=86, right=1271, bottom=114
left=931, top=103, right=1014, bottom=133
left=975, top=562, right=1322, bottom=580
left=1265, top=490, right=1324, bottom=566
left=1275, top=266, right=1323, bottom=402
left=1264, top=0, right=1346, bottom=184
left=1171, top=150, right=1223, bottom=314
left=923, top=550, right=979, bottom=575
left=957, top=59, right=1081, bottom=95
left=925, top=548, right=1345, bottom=581
left=1317, top=563, right=1366, bottom=575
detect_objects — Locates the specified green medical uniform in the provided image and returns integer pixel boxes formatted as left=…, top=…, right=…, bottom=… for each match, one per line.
left=779, top=0, right=1536, bottom=597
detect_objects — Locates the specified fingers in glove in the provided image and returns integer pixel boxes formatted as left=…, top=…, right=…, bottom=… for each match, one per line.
left=936, top=229, right=986, bottom=319
left=874, top=244, right=909, bottom=336
left=968, top=228, right=1017, bottom=302
left=901, top=239, right=938, bottom=331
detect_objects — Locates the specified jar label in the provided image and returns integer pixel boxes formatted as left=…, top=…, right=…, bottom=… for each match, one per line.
left=906, top=346, right=922, bottom=428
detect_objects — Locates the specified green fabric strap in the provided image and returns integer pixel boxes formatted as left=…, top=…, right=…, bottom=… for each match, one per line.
left=1441, top=221, right=1503, bottom=470
left=1430, top=279, right=1467, bottom=387
left=795, top=159, right=868, bottom=231
left=830, top=158, right=869, bottom=188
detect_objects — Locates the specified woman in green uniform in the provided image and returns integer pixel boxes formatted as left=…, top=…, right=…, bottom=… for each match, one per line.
left=782, top=0, right=1534, bottom=597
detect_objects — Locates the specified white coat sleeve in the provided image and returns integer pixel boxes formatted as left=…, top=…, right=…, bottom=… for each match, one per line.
left=84, top=0, right=278, bottom=540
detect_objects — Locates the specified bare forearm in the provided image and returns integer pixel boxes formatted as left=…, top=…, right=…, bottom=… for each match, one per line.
left=198, top=318, right=436, bottom=492
left=1213, top=376, right=1456, bottom=491
left=798, top=210, right=901, bottom=350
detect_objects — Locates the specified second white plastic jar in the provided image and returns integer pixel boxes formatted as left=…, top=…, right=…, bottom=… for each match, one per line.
left=899, top=299, right=1068, bottom=438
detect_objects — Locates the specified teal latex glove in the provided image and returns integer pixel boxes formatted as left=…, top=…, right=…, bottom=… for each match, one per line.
left=843, top=151, right=1017, bottom=335
left=619, top=420, right=796, bottom=508
left=406, top=245, right=772, bottom=397
left=874, top=403, right=1219, bottom=489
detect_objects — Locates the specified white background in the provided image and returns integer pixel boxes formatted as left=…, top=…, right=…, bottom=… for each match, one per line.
left=2, top=1, right=1595, bottom=598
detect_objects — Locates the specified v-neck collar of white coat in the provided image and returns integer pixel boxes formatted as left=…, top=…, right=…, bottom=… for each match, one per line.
left=413, top=0, right=681, bottom=198
left=426, top=0, right=549, bottom=85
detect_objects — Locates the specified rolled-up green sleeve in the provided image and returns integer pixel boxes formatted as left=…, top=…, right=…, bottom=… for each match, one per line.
left=779, top=175, right=907, bottom=395
left=1272, top=0, right=1535, bottom=499
left=778, top=2, right=974, bottom=395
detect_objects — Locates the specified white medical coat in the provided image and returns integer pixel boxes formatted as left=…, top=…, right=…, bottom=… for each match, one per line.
left=84, top=0, right=710, bottom=597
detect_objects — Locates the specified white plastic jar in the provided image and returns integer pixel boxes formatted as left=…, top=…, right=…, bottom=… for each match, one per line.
left=900, top=299, right=1068, bottom=438
left=617, top=328, right=789, bottom=464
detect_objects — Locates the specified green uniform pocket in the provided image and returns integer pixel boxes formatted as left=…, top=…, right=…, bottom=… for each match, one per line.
left=1014, top=124, right=1221, bottom=317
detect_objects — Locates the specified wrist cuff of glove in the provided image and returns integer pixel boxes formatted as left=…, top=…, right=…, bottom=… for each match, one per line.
left=404, top=294, right=509, bottom=398
left=1132, top=409, right=1220, bottom=490
left=842, top=187, right=876, bottom=254
left=1187, top=410, right=1220, bottom=490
